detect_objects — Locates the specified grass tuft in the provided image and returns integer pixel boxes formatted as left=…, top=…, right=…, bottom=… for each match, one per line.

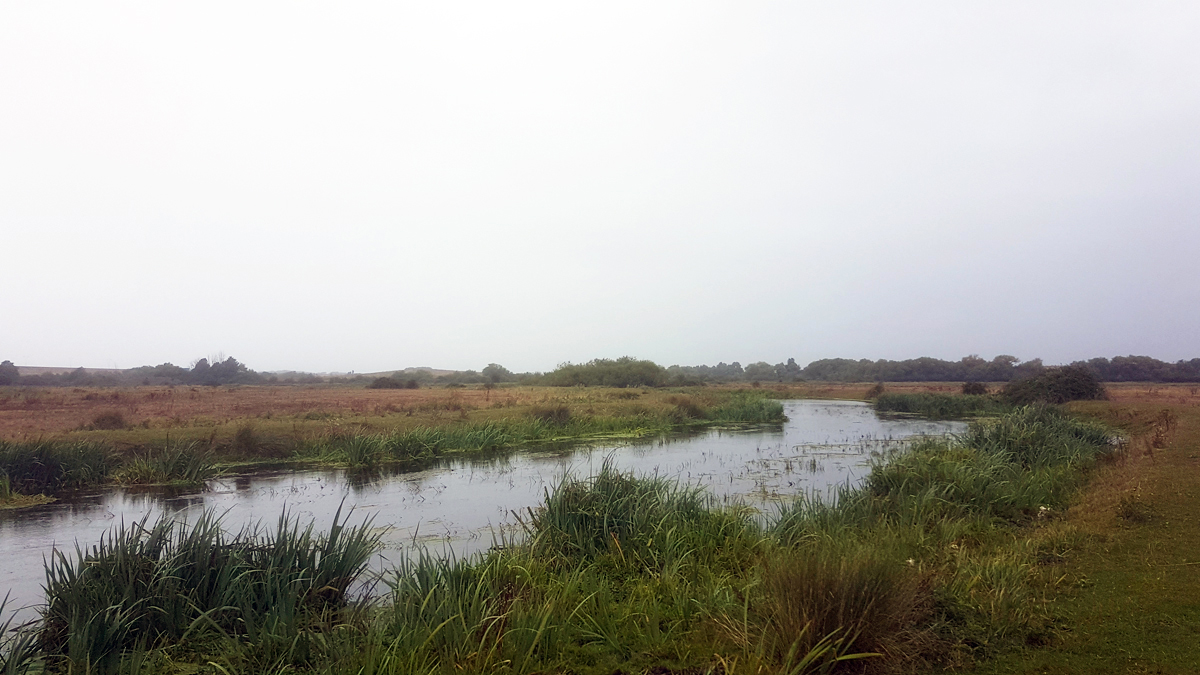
left=114, top=441, right=220, bottom=486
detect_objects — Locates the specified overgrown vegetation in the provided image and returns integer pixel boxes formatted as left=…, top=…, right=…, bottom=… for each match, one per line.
left=874, top=392, right=1009, bottom=418
left=5, top=353, right=1200, bottom=391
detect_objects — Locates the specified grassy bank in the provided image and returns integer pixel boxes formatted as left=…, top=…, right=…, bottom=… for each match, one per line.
left=972, top=394, right=1199, bottom=673
left=0, top=404, right=1120, bottom=674
left=0, top=392, right=784, bottom=496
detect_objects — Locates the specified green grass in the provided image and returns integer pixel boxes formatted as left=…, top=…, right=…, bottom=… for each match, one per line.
left=306, top=415, right=679, bottom=465
left=970, top=398, right=1200, bottom=674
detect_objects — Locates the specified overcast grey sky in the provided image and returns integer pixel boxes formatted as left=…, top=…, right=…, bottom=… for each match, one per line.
left=3, top=2, right=1198, bottom=373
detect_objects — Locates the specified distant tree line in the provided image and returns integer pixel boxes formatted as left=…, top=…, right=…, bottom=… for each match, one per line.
left=662, top=354, right=1200, bottom=384
left=1, top=357, right=265, bottom=387
left=4, top=353, right=1200, bottom=389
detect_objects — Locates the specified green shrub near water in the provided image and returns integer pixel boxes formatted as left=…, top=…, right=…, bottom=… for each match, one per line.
left=1000, top=365, right=1107, bottom=405
left=522, top=465, right=747, bottom=573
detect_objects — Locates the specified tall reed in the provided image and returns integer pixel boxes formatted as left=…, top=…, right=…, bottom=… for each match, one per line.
left=874, top=392, right=1007, bottom=418
left=113, top=441, right=220, bottom=486
left=0, top=594, right=37, bottom=675
left=40, top=504, right=379, bottom=671
left=0, top=440, right=114, bottom=494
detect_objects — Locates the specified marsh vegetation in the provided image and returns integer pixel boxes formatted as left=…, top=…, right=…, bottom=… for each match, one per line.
left=0, top=402, right=1119, bottom=674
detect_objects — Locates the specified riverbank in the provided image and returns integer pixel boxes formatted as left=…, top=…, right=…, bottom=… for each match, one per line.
left=0, top=390, right=784, bottom=497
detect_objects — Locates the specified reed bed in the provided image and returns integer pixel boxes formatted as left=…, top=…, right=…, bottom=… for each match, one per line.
left=113, top=441, right=220, bottom=486
left=0, top=440, right=114, bottom=495
left=873, top=392, right=1008, bottom=418
left=37, top=504, right=378, bottom=672
left=309, top=393, right=785, bottom=467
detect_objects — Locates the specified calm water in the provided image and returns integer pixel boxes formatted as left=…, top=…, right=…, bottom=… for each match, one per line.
left=0, top=400, right=963, bottom=622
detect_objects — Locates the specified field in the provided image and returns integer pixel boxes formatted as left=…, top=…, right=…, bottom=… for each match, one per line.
left=0, top=381, right=982, bottom=444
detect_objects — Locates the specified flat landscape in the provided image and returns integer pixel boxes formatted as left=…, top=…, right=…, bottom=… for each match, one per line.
left=0, top=381, right=967, bottom=445
left=3, top=377, right=1198, bottom=673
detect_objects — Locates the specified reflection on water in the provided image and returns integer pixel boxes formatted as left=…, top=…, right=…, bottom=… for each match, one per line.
left=0, top=400, right=963, bottom=622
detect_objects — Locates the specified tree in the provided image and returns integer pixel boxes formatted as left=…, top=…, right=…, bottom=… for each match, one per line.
left=482, top=363, right=515, bottom=384
left=0, top=360, right=18, bottom=385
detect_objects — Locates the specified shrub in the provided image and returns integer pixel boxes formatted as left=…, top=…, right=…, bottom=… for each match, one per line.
left=367, top=376, right=403, bottom=389
left=962, top=381, right=989, bottom=395
left=0, top=360, right=18, bottom=386
left=90, top=411, right=127, bottom=430
left=528, top=404, right=572, bottom=425
left=709, top=393, right=786, bottom=423
left=1000, top=365, right=1106, bottom=405
left=523, top=465, right=717, bottom=571
left=543, top=357, right=667, bottom=388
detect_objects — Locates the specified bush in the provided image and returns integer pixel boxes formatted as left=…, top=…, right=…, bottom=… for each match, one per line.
left=90, top=411, right=128, bottom=430
left=962, top=381, right=988, bottom=395
left=367, top=376, right=403, bottom=389
left=543, top=357, right=667, bottom=388
left=524, top=465, right=716, bottom=571
left=1000, top=365, right=1106, bottom=405
left=0, top=360, right=18, bottom=386
left=709, top=393, right=786, bottom=423
left=528, top=404, right=572, bottom=425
